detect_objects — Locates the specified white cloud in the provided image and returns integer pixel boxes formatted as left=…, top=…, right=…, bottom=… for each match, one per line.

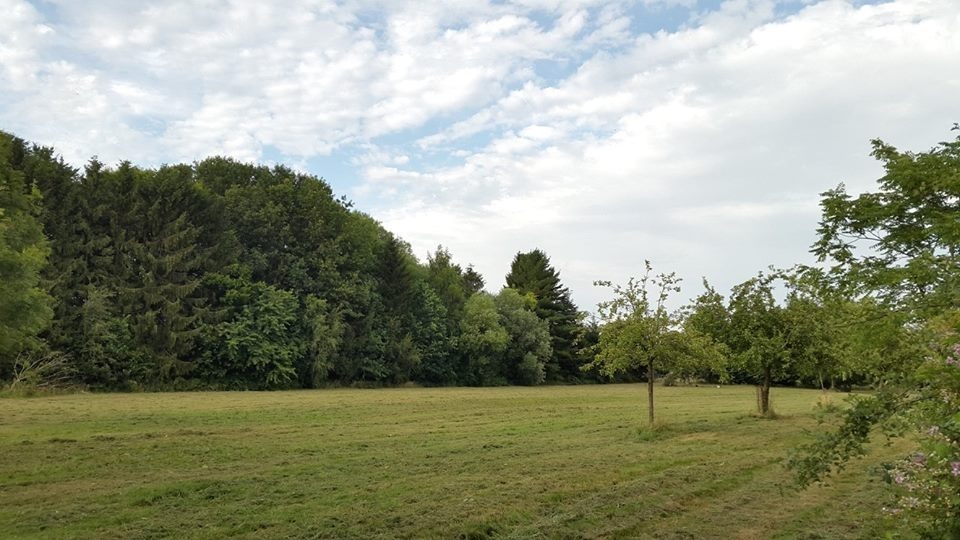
left=2, top=0, right=623, bottom=163
left=0, top=1, right=48, bottom=90
left=361, top=0, right=960, bottom=310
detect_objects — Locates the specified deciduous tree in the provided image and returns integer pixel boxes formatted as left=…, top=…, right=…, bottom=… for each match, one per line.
left=791, top=127, right=960, bottom=536
left=591, top=262, right=719, bottom=425
left=728, top=272, right=789, bottom=416
left=495, top=288, right=552, bottom=385
left=459, top=293, right=509, bottom=386
left=0, top=137, right=53, bottom=376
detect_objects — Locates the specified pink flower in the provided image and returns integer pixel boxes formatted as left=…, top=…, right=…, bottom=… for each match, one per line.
left=947, top=344, right=960, bottom=366
left=951, top=462, right=960, bottom=477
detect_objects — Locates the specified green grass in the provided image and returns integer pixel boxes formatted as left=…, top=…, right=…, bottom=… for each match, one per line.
left=0, top=385, right=910, bottom=539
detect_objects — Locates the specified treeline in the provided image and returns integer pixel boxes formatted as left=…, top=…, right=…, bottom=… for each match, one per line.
left=0, top=129, right=918, bottom=393
left=1, top=131, right=603, bottom=389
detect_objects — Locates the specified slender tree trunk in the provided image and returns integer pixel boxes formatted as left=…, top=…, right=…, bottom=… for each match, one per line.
left=760, top=366, right=771, bottom=415
left=647, top=361, right=655, bottom=426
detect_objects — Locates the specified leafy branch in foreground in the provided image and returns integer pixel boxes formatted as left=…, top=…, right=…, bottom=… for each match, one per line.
left=790, top=342, right=960, bottom=535
left=788, top=389, right=902, bottom=487
left=791, top=126, right=960, bottom=537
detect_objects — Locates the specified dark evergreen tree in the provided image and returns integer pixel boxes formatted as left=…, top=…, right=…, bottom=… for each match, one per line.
left=463, top=265, right=485, bottom=296
left=504, top=249, right=581, bottom=381
left=2, top=131, right=610, bottom=391
left=377, top=235, right=420, bottom=383
left=121, top=165, right=212, bottom=380
left=426, top=246, right=468, bottom=329
left=377, top=235, right=417, bottom=322
left=55, top=160, right=147, bottom=385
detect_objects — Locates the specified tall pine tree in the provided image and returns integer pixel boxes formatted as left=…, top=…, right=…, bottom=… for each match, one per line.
left=505, top=249, right=581, bottom=381
left=125, top=164, right=221, bottom=381
left=377, top=235, right=420, bottom=383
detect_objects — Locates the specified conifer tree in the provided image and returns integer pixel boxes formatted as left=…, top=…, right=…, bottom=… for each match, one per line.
left=44, top=159, right=142, bottom=385
left=426, top=246, right=468, bottom=329
left=463, top=266, right=485, bottom=296
left=125, top=165, right=220, bottom=381
left=377, top=235, right=420, bottom=383
left=505, top=249, right=580, bottom=381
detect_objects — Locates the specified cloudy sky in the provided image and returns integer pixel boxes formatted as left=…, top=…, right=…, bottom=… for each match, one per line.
left=2, top=0, right=958, bottom=311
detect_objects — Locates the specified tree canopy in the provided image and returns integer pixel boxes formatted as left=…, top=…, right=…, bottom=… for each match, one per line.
left=814, top=127, right=960, bottom=313
left=505, top=249, right=582, bottom=381
left=0, top=131, right=603, bottom=391
left=591, top=262, right=723, bottom=424
left=790, top=127, right=960, bottom=536
left=0, top=137, right=53, bottom=377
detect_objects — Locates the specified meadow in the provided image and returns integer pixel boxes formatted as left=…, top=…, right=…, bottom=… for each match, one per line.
left=0, top=385, right=908, bottom=539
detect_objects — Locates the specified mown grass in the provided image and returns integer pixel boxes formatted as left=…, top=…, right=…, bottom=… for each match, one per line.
left=0, top=385, right=911, bottom=539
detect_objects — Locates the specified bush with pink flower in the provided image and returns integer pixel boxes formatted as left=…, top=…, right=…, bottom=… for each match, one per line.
left=880, top=344, right=960, bottom=533
left=791, top=338, right=960, bottom=537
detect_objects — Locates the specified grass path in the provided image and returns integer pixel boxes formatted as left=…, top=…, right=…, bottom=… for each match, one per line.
left=0, top=385, right=907, bottom=538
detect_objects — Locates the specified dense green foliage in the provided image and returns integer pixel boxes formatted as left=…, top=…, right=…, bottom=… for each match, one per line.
left=505, top=249, right=581, bottom=381
left=814, top=129, right=960, bottom=312
left=494, top=288, right=552, bottom=385
left=0, top=131, right=598, bottom=389
left=2, top=121, right=958, bottom=534
left=590, top=262, right=725, bottom=424
left=727, top=273, right=792, bottom=415
left=789, top=128, right=960, bottom=537
left=4, top=125, right=955, bottom=424
left=0, top=138, right=53, bottom=377
left=0, top=127, right=922, bottom=398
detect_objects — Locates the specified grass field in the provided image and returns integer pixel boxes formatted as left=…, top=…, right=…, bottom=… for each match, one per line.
left=0, top=385, right=910, bottom=539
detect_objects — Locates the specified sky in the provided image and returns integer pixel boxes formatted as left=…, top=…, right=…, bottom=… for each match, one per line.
left=1, top=0, right=958, bottom=312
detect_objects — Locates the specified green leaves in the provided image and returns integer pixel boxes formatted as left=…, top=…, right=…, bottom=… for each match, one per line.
left=728, top=273, right=789, bottom=378
left=814, top=129, right=960, bottom=312
left=1, top=131, right=599, bottom=391
left=592, top=263, right=726, bottom=423
left=0, top=136, right=53, bottom=374
left=495, top=288, right=551, bottom=385
left=792, top=127, right=960, bottom=535
left=460, top=293, right=509, bottom=386
left=505, top=249, right=581, bottom=381
left=199, top=274, right=301, bottom=389
left=788, top=390, right=900, bottom=488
